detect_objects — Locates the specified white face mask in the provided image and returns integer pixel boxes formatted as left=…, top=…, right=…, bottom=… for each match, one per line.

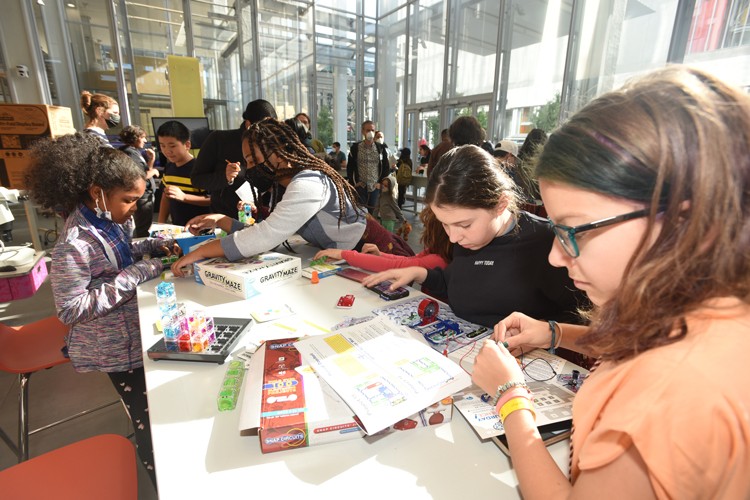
left=375, top=138, right=384, bottom=144
left=365, top=131, right=375, bottom=141
left=95, top=191, right=112, bottom=221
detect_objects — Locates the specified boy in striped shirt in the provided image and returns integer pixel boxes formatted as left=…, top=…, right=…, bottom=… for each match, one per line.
left=157, top=120, right=210, bottom=226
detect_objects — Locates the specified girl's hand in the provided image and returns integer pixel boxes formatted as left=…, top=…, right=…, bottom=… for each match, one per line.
left=171, top=251, right=203, bottom=277
left=236, top=200, right=256, bottom=213
left=226, top=160, right=241, bottom=184
left=158, top=242, right=181, bottom=257
left=313, top=248, right=343, bottom=261
left=361, top=266, right=426, bottom=290
left=493, top=312, right=554, bottom=352
left=472, top=339, right=525, bottom=395
left=361, top=243, right=381, bottom=256
left=184, top=213, right=225, bottom=235
left=144, top=148, right=156, bottom=164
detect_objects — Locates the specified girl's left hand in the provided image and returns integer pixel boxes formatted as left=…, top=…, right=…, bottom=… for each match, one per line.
left=472, top=339, right=525, bottom=396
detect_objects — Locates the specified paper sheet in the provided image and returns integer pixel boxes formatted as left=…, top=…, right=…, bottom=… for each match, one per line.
left=294, top=316, right=471, bottom=435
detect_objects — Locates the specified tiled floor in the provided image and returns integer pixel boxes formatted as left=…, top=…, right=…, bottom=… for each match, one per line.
left=0, top=198, right=425, bottom=499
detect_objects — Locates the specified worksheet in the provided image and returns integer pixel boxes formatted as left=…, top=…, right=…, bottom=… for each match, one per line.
left=294, top=316, right=471, bottom=435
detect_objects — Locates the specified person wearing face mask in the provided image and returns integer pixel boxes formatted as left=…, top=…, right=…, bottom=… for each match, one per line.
left=80, top=90, right=120, bottom=147
left=191, top=99, right=278, bottom=219
left=347, top=120, right=391, bottom=214
left=170, top=119, right=414, bottom=276
left=24, top=132, right=180, bottom=489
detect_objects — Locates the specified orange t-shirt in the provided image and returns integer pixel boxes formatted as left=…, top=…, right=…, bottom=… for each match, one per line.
left=571, top=299, right=750, bottom=499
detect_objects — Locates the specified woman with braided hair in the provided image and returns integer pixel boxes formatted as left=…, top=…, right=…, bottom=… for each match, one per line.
left=171, top=118, right=413, bottom=276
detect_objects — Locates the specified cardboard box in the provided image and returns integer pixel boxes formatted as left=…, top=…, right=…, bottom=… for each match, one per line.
left=239, top=338, right=453, bottom=454
left=0, top=104, right=77, bottom=189
left=193, top=252, right=301, bottom=299
left=251, top=338, right=366, bottom=453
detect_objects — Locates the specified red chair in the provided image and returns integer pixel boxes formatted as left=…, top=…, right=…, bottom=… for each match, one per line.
left=0, top=316, right=70, bottom=462
left=0, top=434, right=138, bottom=499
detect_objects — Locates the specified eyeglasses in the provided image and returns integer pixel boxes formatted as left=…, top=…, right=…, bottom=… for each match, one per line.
left=547, top=208, right=650, bottom=258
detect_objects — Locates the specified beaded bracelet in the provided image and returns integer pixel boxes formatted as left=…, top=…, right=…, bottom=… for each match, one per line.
left=495, top=386, right=532, bottom=414
left=489, top=380, right=529, bottom=406
left=499, top=397, right=536, bottom=425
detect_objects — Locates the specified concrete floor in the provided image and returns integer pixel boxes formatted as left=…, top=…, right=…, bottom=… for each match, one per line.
left=0, top=198, right=425, bottom=499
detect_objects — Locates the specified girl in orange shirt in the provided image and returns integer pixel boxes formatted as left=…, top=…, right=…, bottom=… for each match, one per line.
left=472, top=66, right=750, bottom=498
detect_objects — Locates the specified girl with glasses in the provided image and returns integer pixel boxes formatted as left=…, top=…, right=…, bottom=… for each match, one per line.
left=472, top=66, right=750, bottom=498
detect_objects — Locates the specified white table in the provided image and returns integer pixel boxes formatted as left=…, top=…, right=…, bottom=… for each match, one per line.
left=136, top=241, right=570, bottom=499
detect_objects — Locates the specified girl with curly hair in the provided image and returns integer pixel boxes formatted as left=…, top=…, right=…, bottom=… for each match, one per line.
left=472, top=66, right=750, bottom=498
left=24, top=133, right=177, bottom=487
left=171, top=118, right=413, bottom=276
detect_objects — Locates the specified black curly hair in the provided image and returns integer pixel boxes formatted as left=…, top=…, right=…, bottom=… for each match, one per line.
left=242, top=118, right=363, bottom=224
left=24, top=133, right=146, bottom=213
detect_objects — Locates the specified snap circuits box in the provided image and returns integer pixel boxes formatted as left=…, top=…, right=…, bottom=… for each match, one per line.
left=193, top=252, right=301, bottom=300
left=0, top=104, right=77, bottom=189
left=242, top=338, right=366, bottom=453
left=238, top=338, right=453, bottom=453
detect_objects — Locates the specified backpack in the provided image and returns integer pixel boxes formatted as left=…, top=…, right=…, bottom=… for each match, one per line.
left=396, top=160, right=413, bottom=186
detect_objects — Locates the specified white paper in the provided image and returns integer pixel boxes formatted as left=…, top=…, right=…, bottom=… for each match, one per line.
left=235, top=181, right=254, bottom=202
left=293, top=316, right=471, bottom=435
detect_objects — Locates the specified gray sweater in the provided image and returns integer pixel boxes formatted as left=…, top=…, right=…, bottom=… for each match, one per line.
left=221, top=170, right=366, bottom=260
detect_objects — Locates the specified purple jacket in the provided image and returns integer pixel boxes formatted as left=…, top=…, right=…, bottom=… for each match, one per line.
left=51, top=206, right=169, bottom=372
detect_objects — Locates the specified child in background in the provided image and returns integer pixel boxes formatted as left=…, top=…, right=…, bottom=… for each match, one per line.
left=24, top=133, right=179, bottom=487
left=362, top=145, right=586, bottom=329
left=374, top=176, right=404, bottom=233
left=472, top=66, right=750, bottom=499
left=395, top=147, right=413, bottom=209
left=157, top=120, right=210, bottom=226
left=119, top=124, right=159, bottom=237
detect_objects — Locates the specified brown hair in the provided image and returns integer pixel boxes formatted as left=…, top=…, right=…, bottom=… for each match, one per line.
left=419, top=205, right=453, bottom=264
left=119, top=125, right=146, bottom=146
left=80, top=91, right=117, bottom=121
left=242, top=118, right=362, bottom=224
left=536, top=65, right=750, bottom=361
left=427, top=145, right=519, bottom=214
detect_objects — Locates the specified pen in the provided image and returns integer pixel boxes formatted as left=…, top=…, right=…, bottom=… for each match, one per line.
left=226, top=159, right=235, bottom=185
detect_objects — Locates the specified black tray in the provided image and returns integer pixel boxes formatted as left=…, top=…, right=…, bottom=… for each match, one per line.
left=147, top=317, right=253, bottom=364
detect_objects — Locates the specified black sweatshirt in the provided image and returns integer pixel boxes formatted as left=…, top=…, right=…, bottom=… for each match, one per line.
left=422, top=212, right=587, bottom=328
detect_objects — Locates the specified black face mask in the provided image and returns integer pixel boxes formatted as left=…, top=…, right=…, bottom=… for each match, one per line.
left=104, top=112, right=120, bottom=128
left=245, top=163, right=276, bottom=193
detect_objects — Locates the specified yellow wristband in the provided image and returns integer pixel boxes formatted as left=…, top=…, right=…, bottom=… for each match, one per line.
left=499, top=396, right=536, bottom=424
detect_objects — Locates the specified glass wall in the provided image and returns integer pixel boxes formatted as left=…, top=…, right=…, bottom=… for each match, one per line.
left=17, top=0, right=750, bottom=149
left=257, top=0, right=315, bottom=122
left=376, top=6, right=407, bottom=150
left=314, top=6, right=358, bottom=149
